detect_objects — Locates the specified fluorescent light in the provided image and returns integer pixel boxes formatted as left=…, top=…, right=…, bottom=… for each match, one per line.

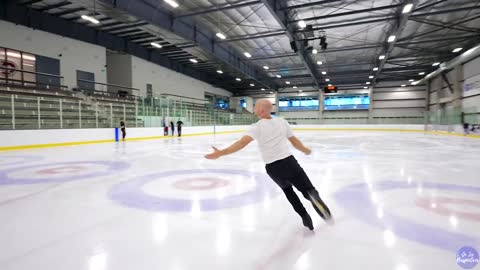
left=411, top=81, right=419, bottom=85
left=236, top=78, right=241, bottom=81
left=250, top=83, right=255, bottom=87
left=270, top=91, right=274, bottom=94
left=164, top=0, right=179, bottom=8
left=402, top=3, right=413, bottom=13
left=366, top=82, right=371, bottom=85
left=369, top=75, right=374, bottom=79
left=217, top=70, right=223, bottom=74
left=285, top=81, right=291, bottom=84
left=325, top=78, right=330, bottom=82
left=298, top=90, right=302, bottom=92
left=244, top=52, right=252, bottom=58
left=151, top=42, right=163, bottom=48
left=312, top=49, right=318, bottom=54
left=293, top=86, right=298, bottom=89
left=328, top=84, right=332, bottom=86
left=364, top=86, right=368, bottom=89
left=81, top=15, right=99, bottom=24
left=298, top=20, right=307, bottom=29
left=379, top=55, right=386, bottom=60
left=388, top=35, right=396, bottom=42
left=216, top=33, right=227, bottom=40
left=409, top=79, right=414, bottom=82
left=452, top=48, right=463, bottom=53
left=189, top=59, right=198, bottom=63
left=276, top=74, right=282, bottom=78
left=373, top=67, right=379, bottom=71
left=401, top=84, right=406, bottom=87
left=261, top=88, right=265, bottom=91
left=321, top=71, right=327, bottom=75
left=432, top=62, right=440, bottom=66
left=317, top=61, right=323, bottom=65
left=263, top=66, right=269, bottom=70
left=419, top=72, right=425, bottom=75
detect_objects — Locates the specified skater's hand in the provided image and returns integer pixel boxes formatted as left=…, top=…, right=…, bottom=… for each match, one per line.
left=205, top=146, right=222, bottom=159
left=304, top=147, right=312, bottom=155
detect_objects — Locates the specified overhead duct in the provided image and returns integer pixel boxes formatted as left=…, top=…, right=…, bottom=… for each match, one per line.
left=415, top=43, right=480, bottom=85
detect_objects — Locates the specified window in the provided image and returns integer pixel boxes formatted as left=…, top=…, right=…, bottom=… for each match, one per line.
left=240, top=98, right=246, bottom=108
left=324, top=95, right=370, bottom=110
left=0, top=47, right=37, bottom=85
left=278, top=96, right=319, bottom=111
left=215, top=96, right=230, bottom=110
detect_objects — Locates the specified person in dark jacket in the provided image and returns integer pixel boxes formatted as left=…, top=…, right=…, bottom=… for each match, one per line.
left=120, top=121, right=126, bottom=141
left=177, top=119, right=184, bottom=137
left=170, top=120, right=175, bottom=136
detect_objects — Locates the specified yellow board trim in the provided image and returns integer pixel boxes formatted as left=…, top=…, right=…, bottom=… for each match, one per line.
left=0, top=128, right=478, bottom=152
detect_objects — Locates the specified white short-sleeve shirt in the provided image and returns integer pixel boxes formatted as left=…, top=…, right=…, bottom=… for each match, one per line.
left=245, top=117, right=294, bottom=164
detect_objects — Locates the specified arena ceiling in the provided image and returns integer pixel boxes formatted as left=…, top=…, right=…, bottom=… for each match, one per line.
left=3, top=0, right=480, bottom=96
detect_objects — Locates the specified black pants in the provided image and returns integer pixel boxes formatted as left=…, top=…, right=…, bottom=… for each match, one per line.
left=121, top=128, right=126, bottom=140
left=170, top=126, right=175, bottom=136
left=265, top=155, right=319, bottom=217
left=177, top=127, right=182, bottom=137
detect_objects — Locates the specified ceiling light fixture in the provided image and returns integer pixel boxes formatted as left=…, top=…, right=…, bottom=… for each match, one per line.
left=164, top=0, right=179, bottom=8
left=151, top=42, right=163, bottom=48
left=402, top=3, right=413, bottom=14
left=81, top=15, right=100, bottom=24
left=216, top=33, right=227, bottom=40
left=298, top=20, right=307, bottom=29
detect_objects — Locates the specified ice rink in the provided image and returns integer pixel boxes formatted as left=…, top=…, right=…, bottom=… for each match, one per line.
left=0, top=130, right=479, bottom=270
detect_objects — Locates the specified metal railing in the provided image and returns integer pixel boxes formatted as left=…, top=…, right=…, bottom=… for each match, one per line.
left=0, top=67, right=67, bottom=91
left=0, top=91, right=259, bottom=130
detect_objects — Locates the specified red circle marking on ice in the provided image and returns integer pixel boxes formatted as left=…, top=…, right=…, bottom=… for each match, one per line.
left=415, top=196, right=480, bottom=222
left=173, top=177, right=229, bottom=190
left=36, top=165, right=85, bottom=175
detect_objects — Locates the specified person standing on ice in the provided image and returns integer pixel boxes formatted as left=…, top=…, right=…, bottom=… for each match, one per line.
left=204, top=99, right=332, bottom=230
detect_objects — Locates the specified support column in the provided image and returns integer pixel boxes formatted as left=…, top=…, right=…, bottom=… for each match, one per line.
left=368, top=86, right=374, bottom=123
left=318, top=89, right=324, bottom=123
left=274, top=91, right=279, bottom=115
left=37, top=97, right=41, bottom=129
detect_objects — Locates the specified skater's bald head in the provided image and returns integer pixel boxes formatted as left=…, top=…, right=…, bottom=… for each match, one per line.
left=254, top=99, right=272, bottom=118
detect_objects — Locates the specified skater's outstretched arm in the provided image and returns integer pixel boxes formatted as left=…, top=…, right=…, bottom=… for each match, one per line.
left=204, top=135, right=253, bottom=159
left=288, top=136, right=312, bottom=155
